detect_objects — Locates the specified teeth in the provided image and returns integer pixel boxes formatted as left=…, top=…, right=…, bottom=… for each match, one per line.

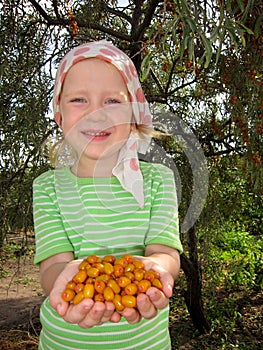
left=84, top=131, right=108, bottom=136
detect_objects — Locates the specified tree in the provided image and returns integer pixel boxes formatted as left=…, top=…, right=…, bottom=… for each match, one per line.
left=1, top=0, right=262, bottom=333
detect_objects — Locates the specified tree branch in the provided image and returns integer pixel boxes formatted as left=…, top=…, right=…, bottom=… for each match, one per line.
left=150, top=68, right=166, bottom=96
left=165, top=57, right=180, bottom=95
left=28, top=0, right=55, bottom=23
left=28, top=0, right=131, bottom=42
left=133, top=0, right=162, bottom=41
left=79, top=20, right=131, bottom=41
left=100, top=2, right=132, bottom=24
left=52, top=0, right=61, bottom=20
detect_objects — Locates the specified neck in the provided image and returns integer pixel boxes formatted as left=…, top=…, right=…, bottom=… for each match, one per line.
left=71, top=155, right=118, bottom=178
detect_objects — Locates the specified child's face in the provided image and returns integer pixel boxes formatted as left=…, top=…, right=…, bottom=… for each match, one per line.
left=59, top=58, right=133, bottom=166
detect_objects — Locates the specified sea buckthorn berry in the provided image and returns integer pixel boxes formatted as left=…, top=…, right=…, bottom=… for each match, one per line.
left=114, top=264, right=124, bottom=277
left=133, top=259, right=145, bottom=269
left=124, top=283, right=138, bottom=296
left=115, top=257, right=128, bottom=267
left=121, top=295, right=137, bottom=308
left=122, top=254, right=133, bottom=264
left=66, top=281, right=76, bottom=290
left=87, top=267, right=100, bottom=278
left=152, top=278, right=163, bottom=290
left=144, top=270, right=155, bottom=283
left=153, top=271, right=161, bottom=279
left=103, top=262, right=114, bottom=275
left=83, top=283, right=95, bottom=299
left=96, top=274, right=110, bottom=283
left=134, top=269, right=145, bottom=281
left=87, top=255, right=99, bottom=264
left=117, top=276, right=131, bottom=288
left=75, top=283, right=85, bottom=293
left=125, top=263, right=135, bottom=272
left=78, top=260, right=90, bottom=270
left=78, top=260, right=91, bottom=271
left=85, top=277, right=94, bottom=284
left=73, top=291, right=85, bottom=304
left=137, top=279, right=151, bottom=293
left=62, top=289, right=75, bottom=302
left=103, top=255, right=115, bottom=264
left=113, top=294, right=125, bottom=311
left=124, top=271, right=135, bottom=281
left=103, top=286, right=115, bottom=301
left=73, top=270, right=87, bottom=283
left=94, top=293, right=105, bottom=302
left=93, top=262, right=105, bottom=273
left=94, top=280, right=106, bottom=294
left=107, top=279, right=121, bottom=294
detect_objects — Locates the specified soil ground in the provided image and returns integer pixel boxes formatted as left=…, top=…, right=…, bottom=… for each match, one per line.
left=0, top=238, right=262, bottom=350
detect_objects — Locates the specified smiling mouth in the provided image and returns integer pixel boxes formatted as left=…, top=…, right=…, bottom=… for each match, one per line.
left=83, top=131, right=109, bottom=136
left=81, top=130, right=111, bottom=139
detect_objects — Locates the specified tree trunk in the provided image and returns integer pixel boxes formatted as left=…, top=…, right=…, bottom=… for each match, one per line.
left=180, top=226, right=210, bottom=334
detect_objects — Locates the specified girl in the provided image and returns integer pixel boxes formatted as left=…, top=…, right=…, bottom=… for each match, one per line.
left=33, top=40, right=183, bottom=349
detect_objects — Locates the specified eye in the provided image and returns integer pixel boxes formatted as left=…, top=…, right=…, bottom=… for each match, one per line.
left=70, top=98, right=86, bottom=103
left=105, top=98, right=120, bottom=105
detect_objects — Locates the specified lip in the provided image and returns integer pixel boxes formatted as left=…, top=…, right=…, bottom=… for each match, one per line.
left=81, top=129, right=111, bottom=141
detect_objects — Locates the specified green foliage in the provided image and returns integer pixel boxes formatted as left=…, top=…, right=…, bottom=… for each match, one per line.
left=207, top=227, right=263, bottom=290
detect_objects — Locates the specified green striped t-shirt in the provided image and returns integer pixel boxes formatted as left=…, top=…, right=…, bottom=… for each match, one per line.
left=33, top=161, right=182, bottom=350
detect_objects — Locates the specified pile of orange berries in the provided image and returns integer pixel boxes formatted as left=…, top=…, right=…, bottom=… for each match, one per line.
left=62, top=254, right=163, bottom=310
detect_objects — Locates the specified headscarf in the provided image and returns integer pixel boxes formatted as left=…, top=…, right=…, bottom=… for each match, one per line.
left=53, top=40, right=153, bottom=207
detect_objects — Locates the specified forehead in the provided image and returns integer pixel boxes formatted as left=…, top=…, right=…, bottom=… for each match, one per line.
left=62, top=58, right=128, bottom=89
left=66, top=58, right=122, bottom=77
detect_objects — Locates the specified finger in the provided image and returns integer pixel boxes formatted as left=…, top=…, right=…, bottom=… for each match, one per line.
left=49, top=289, right=69, bottom=317
left=78, top=301, right=107, bottom=328
left=160, top=275, right=174, bottom=298
left=100, top=302, right=115, bottom=323
left=136, top=293, right=157, bottom=319
left=121, top=307, right=141, bottom=324
left=63, top=298, right=94, bottom=324
left=110, top=311, right=121, bottom=323
left=147, top=287, right=169, bottom=310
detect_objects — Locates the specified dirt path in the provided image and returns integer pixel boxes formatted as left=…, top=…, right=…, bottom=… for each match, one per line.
left=0, top=254, right=45, bottom=323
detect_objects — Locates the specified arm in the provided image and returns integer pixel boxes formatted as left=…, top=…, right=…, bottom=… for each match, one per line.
left=40, top=252, right=74, bottom=294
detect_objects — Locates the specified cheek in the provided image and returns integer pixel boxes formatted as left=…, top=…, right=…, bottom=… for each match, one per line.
left=117, top=124, right=132, bottom=139
left=60, top=117, right=79, bottom=136
left=107, top=104, right=133, bottom=124
left=60, top=107, right=81, bottom=130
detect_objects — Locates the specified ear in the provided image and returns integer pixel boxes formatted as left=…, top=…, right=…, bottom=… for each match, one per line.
left=54, top=112, right=62, bottom=127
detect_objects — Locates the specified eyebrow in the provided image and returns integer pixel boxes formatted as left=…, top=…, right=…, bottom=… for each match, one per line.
left=63, top=90, right=129, bottom=97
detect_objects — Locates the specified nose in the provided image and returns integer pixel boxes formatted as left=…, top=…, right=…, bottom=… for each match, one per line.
left=83, top=101, right=108, bottom=122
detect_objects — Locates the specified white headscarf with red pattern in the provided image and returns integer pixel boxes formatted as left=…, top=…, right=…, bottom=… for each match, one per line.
left=53, top=40, right=153, bottom=207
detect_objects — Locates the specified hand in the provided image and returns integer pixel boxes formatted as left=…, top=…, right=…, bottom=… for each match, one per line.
left=49, top=260, right=121, bottom=328
left=120, top=256, right=173, bottom=324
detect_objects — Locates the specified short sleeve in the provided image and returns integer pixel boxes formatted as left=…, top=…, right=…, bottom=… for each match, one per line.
left=33, top=172, right=74, bottom=265
left=144, top=165, right=183, bottom=254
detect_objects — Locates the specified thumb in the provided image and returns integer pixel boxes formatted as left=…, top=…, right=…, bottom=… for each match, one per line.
left=49, top=286, right=69, bottom=316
